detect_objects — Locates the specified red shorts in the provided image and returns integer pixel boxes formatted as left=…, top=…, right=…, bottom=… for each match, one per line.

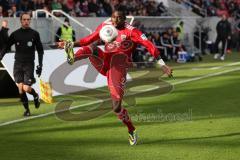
left=105, top=53, right=128, bottom=101
left=89, top=48, right=129, bottom=101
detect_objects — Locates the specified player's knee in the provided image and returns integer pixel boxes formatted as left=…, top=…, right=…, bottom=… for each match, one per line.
left=75, top=46, right=93, bottom=60
left=89, top=41, right=98, bottom=51
left=23, top=85, right=31, bottom=93
left=88, top=42, right=99, bottom=57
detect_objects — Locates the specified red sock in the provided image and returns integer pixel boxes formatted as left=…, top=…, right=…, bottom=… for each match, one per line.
left=116, top=108, right=135, bottom=132
left=75, top=46, right=92, bottom=61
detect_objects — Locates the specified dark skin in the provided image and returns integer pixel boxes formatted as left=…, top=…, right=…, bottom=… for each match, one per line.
left=111, top=11, right=126, bottom=29
left=58, top=11, right=173, bottom=114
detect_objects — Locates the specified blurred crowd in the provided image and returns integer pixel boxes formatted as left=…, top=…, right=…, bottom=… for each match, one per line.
left=0, top=0, right=168, bottom=17
left=174, top=0, right=240, bottom=18
left=132, top=22, right=202, bottom=67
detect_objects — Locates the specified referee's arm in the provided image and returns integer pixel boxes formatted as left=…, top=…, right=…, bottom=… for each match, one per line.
left=35, top=32, right=44, bottom=66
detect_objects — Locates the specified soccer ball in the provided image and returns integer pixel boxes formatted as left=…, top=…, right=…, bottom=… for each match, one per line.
left=99, top=25, right=118, bottom=43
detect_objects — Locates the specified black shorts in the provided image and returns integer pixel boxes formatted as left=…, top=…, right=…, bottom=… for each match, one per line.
left=13, top=61, right=36, bottom=86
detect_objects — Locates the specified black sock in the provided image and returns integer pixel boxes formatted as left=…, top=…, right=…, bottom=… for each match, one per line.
left=22, top=102, right=29, bottom=111
left=29, top=88, right=38, bottom=98
left=20, top=93, right=29, bottom=111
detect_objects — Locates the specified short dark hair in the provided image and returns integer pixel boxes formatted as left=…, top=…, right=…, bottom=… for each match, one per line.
left=113, top=8, right=126, bottom=20
left=20, top=12, right=31, bottom=20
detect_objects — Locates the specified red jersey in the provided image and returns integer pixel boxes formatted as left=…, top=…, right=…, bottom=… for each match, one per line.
left=79, top=21, right=160, bottom=61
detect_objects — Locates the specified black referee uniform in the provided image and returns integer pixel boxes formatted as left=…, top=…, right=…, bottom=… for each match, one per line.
left=1, top=27, right=44, bottom=85
left=214, top=17, right=231, bottom=57
left=0, top=27, right=44, bottom=116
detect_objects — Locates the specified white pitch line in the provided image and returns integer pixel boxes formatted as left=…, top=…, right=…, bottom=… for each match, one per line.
left=226, top=62, right=240, bottom=66
left=191, top=61, right=240, bottom=70
left=1, top=67, right=240, bottom=127
left=209, top=61, right=240, bottom=70
left=0, top=100, right=103, bottom=127
left=173, top=67, right=240, bottom=85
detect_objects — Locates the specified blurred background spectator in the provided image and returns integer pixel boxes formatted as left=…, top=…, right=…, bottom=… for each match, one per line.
left=10, top=0, right=240, bottom=18
left=0, top=0, right=169, bottom=17
left=174, top=0, right=240, bottom=18
left=55, top=17, right=76, bottom=42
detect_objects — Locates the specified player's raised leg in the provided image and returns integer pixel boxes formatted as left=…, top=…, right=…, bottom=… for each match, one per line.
left=63, top=41, right=100, bottom=63
left=65, top=42, right=108, bottom=76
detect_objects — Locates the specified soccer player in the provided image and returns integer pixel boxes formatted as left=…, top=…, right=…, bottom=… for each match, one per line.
left=58, top=10, right=173, bottom=145
left=0, top=13, right=44, bottom=116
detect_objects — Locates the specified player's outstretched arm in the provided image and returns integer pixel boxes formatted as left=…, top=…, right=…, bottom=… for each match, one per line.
left=157, top=58, right=173, bottom=78
left=131, top=28, right=173, bottom=77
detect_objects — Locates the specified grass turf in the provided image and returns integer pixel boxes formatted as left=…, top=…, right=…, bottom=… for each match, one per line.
left=0, top=53, right=240, bottom=160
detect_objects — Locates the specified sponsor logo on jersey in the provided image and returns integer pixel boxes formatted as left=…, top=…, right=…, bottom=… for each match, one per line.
left=105, top=40, right=133, bottom=52
left=27, top=41, right=33, bottom=47
left=120, top=40, right=133, bottom=51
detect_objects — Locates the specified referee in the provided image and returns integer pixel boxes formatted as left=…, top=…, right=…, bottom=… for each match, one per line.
left=0, top=13, right=44, bottom=116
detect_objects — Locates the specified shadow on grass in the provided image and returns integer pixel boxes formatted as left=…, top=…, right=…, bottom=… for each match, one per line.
left=5, top=121, right=122, bottom=135
left=141, top=132, right=240, bottom=146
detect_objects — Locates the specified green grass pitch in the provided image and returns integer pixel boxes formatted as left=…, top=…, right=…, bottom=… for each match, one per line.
left=0, top=53, right=240, bottom=160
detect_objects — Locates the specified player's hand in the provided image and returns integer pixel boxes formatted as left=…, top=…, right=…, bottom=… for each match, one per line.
left=36, top=65, right=42, bottom=77
left=161, top=65, right=173, bottom=78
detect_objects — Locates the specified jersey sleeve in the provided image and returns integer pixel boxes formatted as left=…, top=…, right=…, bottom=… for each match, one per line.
left=35, top=31, right=44, bottom=66
left=79, top=23, right=103, bottom=46
left=131, top=28, right=160, bottom=59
